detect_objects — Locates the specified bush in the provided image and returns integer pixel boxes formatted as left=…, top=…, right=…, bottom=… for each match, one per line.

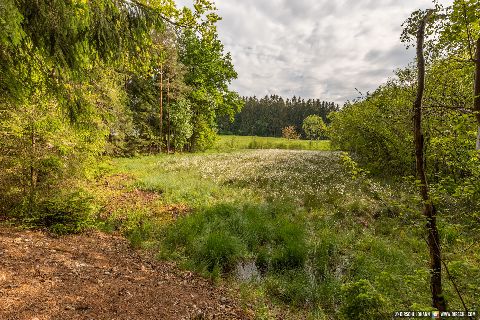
left=340, top=279, right=389, bottom=320
left=190, top=117, right=218, bottom=151
left=328, top=84, right=414, bottom=176
left=303, top=114, right=327, bottom=140
left=20, top=191, right=96, bottom=235
left=281, top=126, right=300, bottom=140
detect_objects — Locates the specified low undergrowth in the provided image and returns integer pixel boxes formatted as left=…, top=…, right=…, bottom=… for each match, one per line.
left=161, top=202, right=307, bottom=276
left=4, top=189, right=98, bottom=235
left=100, top=150, right=479, bottom=319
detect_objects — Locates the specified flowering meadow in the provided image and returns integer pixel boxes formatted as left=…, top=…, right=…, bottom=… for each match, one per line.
left=109, top=149, right=479, bottom=319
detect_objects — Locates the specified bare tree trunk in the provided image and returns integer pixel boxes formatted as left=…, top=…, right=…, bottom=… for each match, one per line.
left=474, top=37, right=480, bottom=151
left=477, top=127, right=480, bottom=151
left=159, top=65, right=163, bottom=153
left=414, top=11, right=447, bottom=312
left=29, top=123, right=37, bottom=201
left=167, top=78, right=171, bottom=153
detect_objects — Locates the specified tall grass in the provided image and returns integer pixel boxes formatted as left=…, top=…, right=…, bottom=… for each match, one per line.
left=102, top=149, right=480, bottom=318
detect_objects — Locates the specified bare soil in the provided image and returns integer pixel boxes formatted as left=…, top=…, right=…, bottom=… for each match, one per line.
left=0, top=227, right=252, bottom=320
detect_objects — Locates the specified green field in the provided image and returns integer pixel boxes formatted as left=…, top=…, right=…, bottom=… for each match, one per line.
left=213, top=135, right=331, bottom=151
left=100, top=148, right=480, bottom=319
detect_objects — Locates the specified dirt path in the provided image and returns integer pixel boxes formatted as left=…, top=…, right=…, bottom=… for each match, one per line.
left=0, top=227, right=251, bottom=320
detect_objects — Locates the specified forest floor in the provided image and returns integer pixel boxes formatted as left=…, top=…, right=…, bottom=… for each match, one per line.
left=0, top=227, right=251, bottom=320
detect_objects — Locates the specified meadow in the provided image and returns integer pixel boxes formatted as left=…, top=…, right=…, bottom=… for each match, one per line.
left=212, top=135, right=331, bottom=152
left=98, top=146, right=480, bottom=319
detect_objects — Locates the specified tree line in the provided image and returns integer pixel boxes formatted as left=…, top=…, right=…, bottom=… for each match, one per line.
left=0, top=0, right=241, bottom=219
left=218, top=95, right=338, bottom=138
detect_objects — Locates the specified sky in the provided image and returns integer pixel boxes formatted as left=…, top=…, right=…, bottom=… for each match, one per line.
left=177, top=0, right=452, bottom=104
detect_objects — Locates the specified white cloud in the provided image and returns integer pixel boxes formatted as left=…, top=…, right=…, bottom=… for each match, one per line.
left=177, top=0, right=453, bottom=104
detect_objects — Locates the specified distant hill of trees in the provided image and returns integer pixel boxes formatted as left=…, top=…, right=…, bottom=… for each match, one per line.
left=219, top=95, right=339, bottom=138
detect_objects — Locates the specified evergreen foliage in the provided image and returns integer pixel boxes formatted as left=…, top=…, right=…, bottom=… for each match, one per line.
left=0, top=0, right=242, bottom=222
left=219, top=95, right=338, bottom=138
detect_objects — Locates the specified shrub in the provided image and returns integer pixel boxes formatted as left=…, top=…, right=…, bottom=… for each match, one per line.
left=303, top=114, right=327, bottom=140
left=281, top=126, right=300, bottom=140
left=21, top=191, right=96, bottom=235
left=328, top=85, right=414, bottom=176
left=340, top=279, right=389, bottom=320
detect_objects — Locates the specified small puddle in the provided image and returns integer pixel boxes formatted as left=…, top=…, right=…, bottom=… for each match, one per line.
left=235, top=260, right=261, bottom=282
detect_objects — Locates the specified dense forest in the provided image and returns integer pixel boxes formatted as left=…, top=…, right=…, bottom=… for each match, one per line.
left=218, top=95, right=338, bottom=138
left=0, top=0, right=242, bottom=217
left=1, top=0, right=480, bottom=319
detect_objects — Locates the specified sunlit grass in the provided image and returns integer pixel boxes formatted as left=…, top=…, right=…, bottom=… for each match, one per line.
left=213, top=135, right=331, bottom=152
left=99, top=149, right=480, bottom=318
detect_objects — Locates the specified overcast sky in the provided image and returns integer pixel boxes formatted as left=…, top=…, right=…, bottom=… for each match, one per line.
left=177, top=0, right=452, bottom=104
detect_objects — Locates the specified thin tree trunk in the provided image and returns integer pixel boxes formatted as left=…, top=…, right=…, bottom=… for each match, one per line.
left=477, top=127, right=480, bottom=151
left=414, top=11, right=446, bottom=312
left=167, top=78, right=171, bottom=153
left=30, top=123, right=37, bottom=197
left=159, top=65, right=163, bottom=153
left=28, top=120, right=38, bottom=212
left=474, top=37, right=480, bottom=151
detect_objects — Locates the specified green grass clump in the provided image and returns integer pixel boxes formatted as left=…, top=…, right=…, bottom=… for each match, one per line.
left=270, top=223, right=307, bottom=271
left=124, top=217, right=164, bottom=249
left=265, top=270, right=316, bottom=307
left=161, top=202, right=308, bottom=278
left=194, top=230, right=245, bottom=274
